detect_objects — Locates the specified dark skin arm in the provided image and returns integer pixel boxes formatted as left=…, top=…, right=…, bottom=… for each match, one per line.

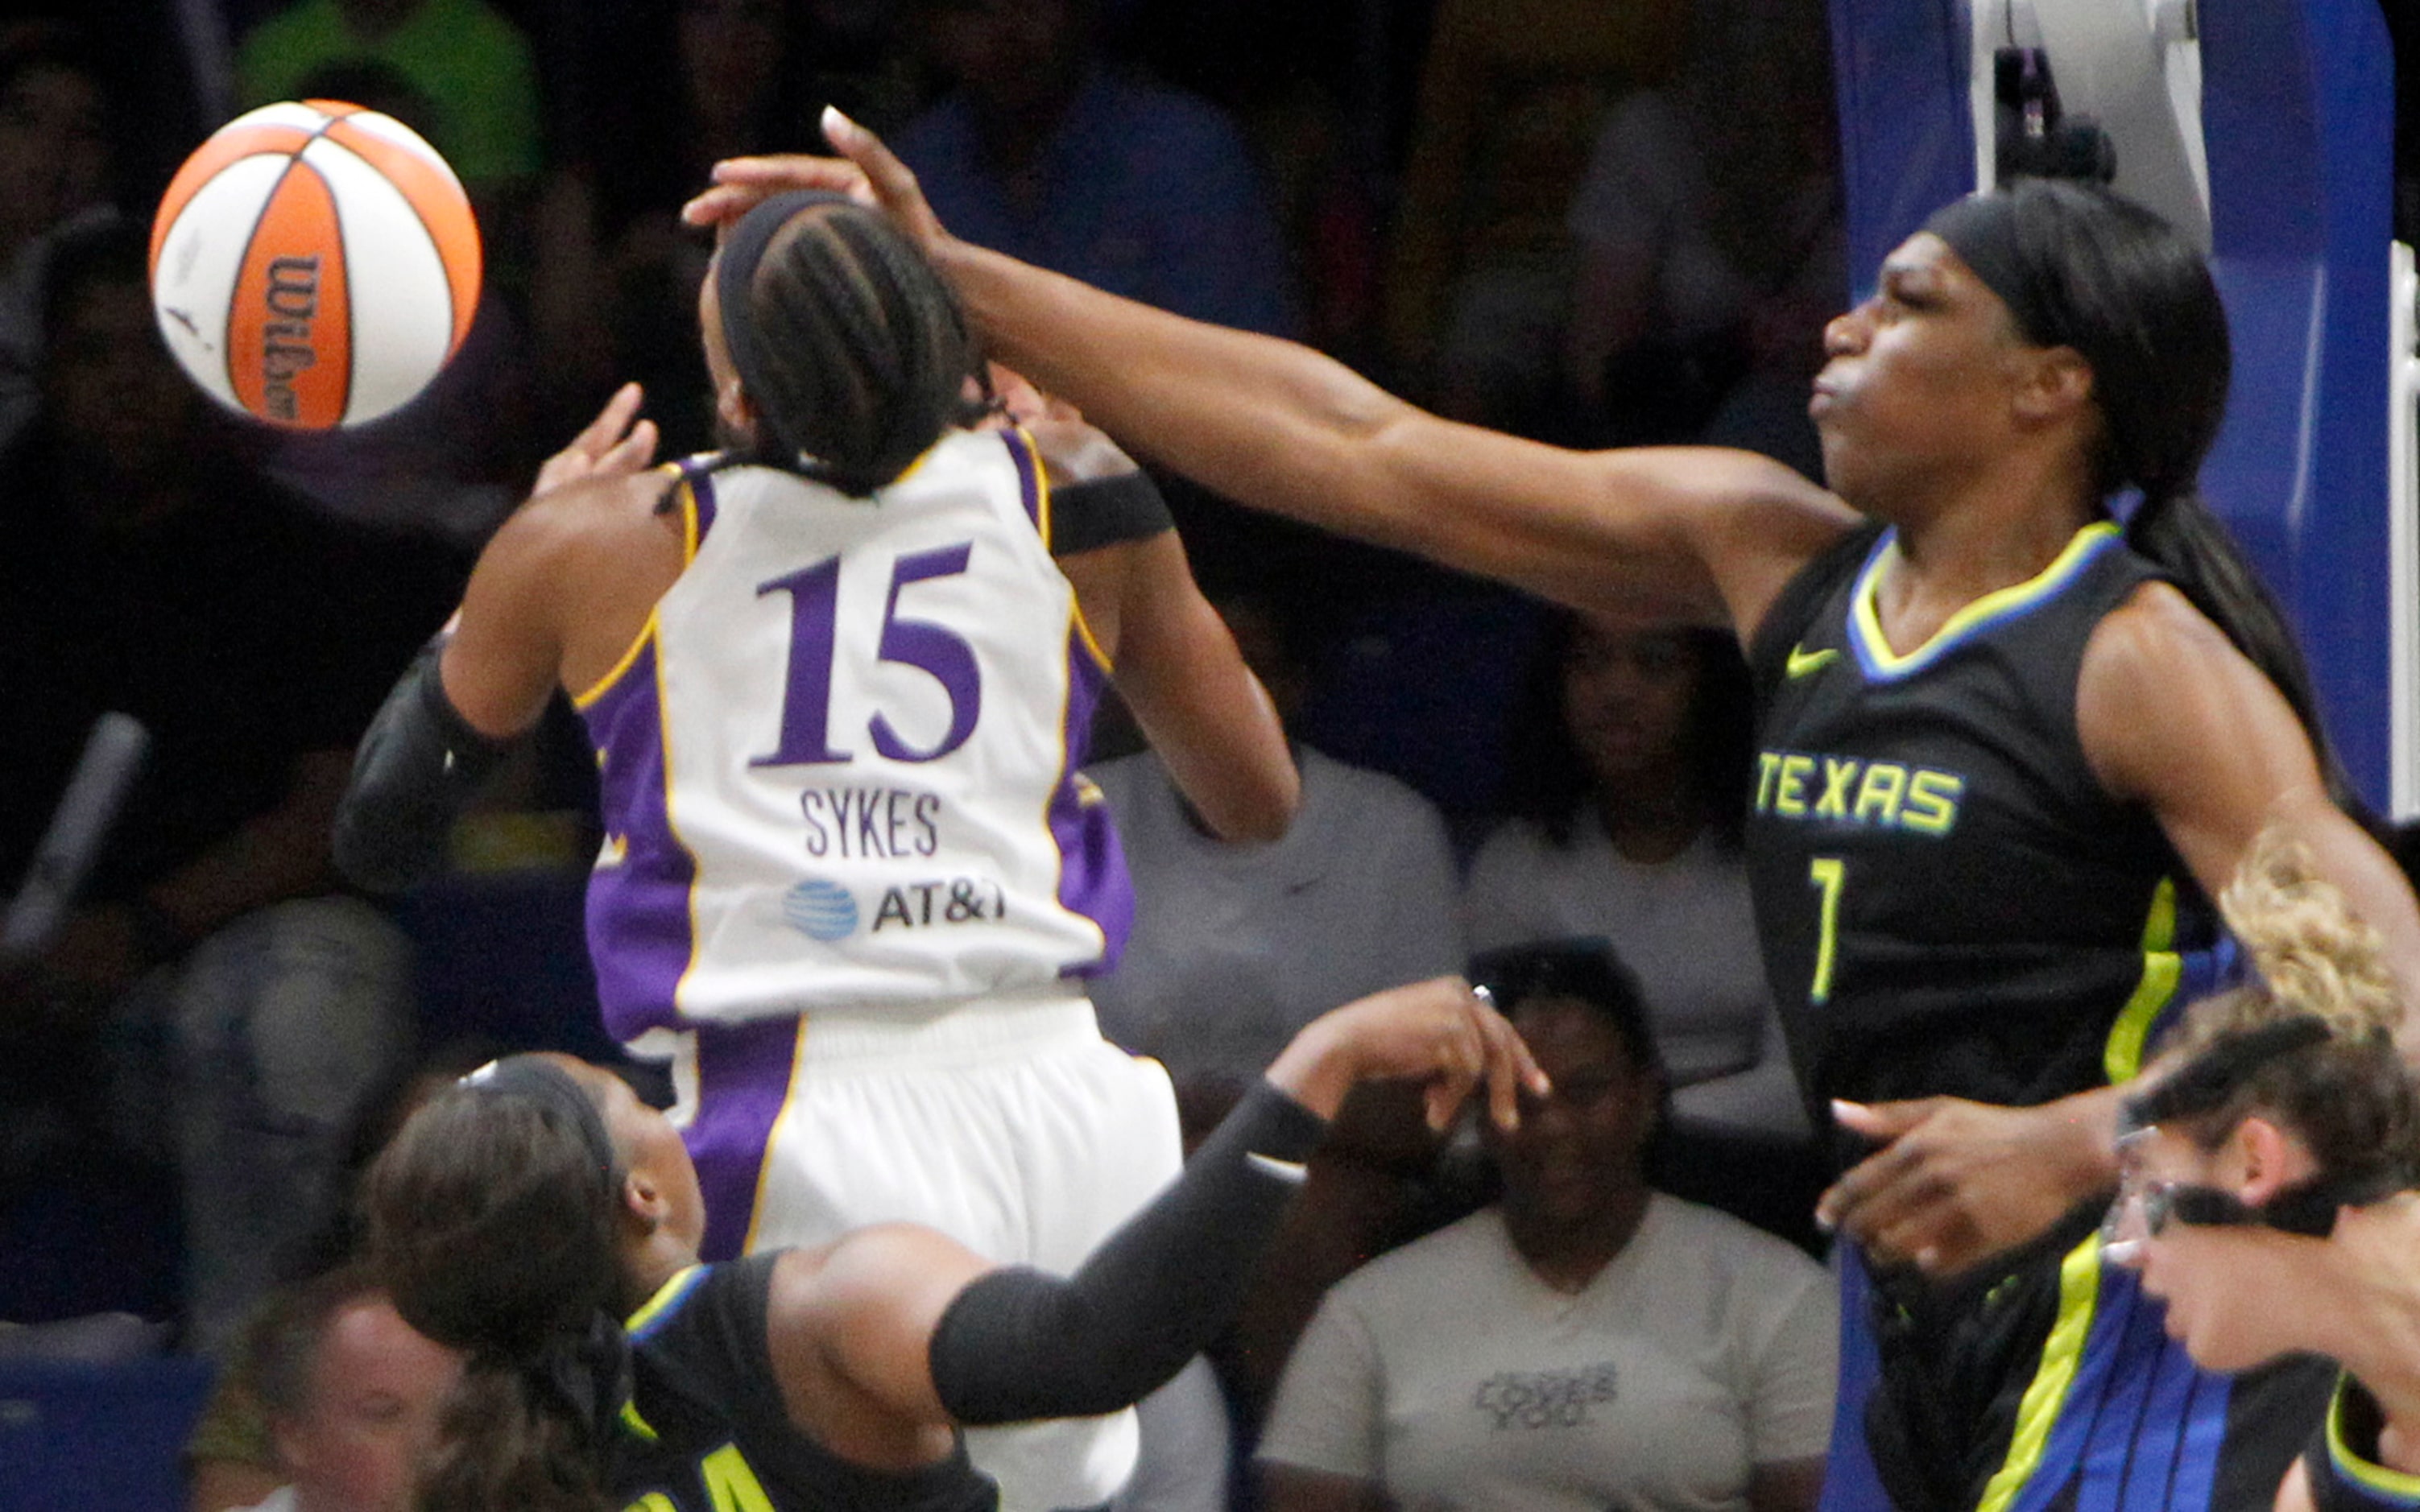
left=758, top=979, right=1545, bottom=1472
left=1819, top=584, right=2420, bottom=1274
left=1009, top=387, right=1297, bottom=843
left=680, top=119, right=1860, bottom=647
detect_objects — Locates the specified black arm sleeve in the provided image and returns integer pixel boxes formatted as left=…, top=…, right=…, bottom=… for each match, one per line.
left=1048, top=469, right=1174, bottom=557
left=330, top=636, right=516, bottom=894
left=927, top=1078, right=1327, bottom=1424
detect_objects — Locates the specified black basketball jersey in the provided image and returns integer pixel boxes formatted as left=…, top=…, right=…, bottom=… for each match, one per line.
left=1743, top=519, right=2224, bottom=1129
left=606, top=1256, right=999, bottom=1512
left=2306, top=1375, right=2420, bottom=1512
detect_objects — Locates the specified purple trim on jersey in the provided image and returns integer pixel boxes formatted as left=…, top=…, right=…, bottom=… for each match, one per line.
left=687, top=460, right=719, bottom=541
left=688, top=1018, right=799, bottom=1261
left=577, top=642, right=699, bottom=1041
left=1002, top=428, right=1045, bottom=529
left=1050, top=630, right=1134, bottom=975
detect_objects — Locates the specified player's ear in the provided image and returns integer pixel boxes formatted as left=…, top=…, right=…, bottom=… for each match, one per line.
left=2009, top=345, right=2094, bottom=426
left=2228, top=1115, right=2306, bottom=1206
left=717, top=373, right=758, bottom=441
left=622, top=1169, right=668, bottom=1231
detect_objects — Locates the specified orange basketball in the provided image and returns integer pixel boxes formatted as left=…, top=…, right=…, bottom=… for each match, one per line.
left=148, top=101, right=481, bottom=430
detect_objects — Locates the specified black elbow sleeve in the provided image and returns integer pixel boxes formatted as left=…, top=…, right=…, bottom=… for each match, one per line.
left=333, top=638, right=515, bottom=894
left=927, top=1080, right=1326, bottom=1425
left=1049, top=470, right=1174, bottom=556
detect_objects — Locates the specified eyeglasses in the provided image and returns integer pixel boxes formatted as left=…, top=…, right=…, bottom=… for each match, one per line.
left=2102, top=1123, right=2383, bottom=1262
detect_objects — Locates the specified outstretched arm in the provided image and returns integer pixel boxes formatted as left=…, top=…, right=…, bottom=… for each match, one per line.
left=767, top=979, right=1545, bottom=1460
left=683, top=120, right=1857, bottom=643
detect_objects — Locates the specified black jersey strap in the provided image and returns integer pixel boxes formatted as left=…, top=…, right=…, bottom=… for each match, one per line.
left=332, top=634, right=515, bottom=894
left=1049, top=469, right=1174, bottom=557
left=927, top=1079, right=1326, bottom=1424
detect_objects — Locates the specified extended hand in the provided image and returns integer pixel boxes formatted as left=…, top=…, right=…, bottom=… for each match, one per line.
left=680, top=109, right=948, bottom=259
left=1816, top=1096, right=2116, bottom=1276
left=1269, top=977, right=1549, bottom=1132
left=532, top=382, right=659, bottom=498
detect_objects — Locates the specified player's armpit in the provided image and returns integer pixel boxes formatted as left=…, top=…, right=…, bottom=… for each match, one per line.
left=2079, top=585, right=2420, bottom=1039
left=1068, top=531, right=1298, bottom=845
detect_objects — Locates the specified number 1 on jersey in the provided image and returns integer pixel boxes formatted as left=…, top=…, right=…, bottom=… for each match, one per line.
left=1807, top=856, right=1844, bottom=1006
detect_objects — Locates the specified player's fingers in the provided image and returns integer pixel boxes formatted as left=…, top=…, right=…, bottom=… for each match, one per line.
left=598, top=419, right=660, bottom=477
left=581, top=382, right=643, bottom=452
left=1831, top=1097, right=1938, bottom=1141
left=678, top=184, right=756, bottom=229
left=820, top=109, right=943, bottom=241
left=1814, top=1136, right=1924, bottom=1232
left=1471, top=1004, right=1543, bottom=1131
left=1831, top=1162, right=1954, bottom=1255
left=706, top=153, right=870, bottom=194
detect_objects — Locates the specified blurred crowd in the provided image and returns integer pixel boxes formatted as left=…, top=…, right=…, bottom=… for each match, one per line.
left=1, top=2, right=2412, bottom=1510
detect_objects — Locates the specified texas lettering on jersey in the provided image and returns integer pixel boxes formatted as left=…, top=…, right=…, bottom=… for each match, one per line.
left=1752, top=750, right=1965, bottom=837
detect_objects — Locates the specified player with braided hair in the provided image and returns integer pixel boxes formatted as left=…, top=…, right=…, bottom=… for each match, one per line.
left=333, top=189, right=1297, bottom=1511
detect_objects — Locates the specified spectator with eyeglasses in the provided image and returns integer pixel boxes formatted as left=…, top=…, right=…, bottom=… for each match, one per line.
left=2105, top=833, right=2420, bottom=1512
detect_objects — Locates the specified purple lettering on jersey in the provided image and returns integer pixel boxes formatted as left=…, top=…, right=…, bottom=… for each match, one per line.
left=752, top=557, right=851, bottom=766
left=1050, top=631, right=1133, bottom=974
left=869, top=543, right=982, bottom=762
left=687, top=1017, right=799, bottom=1261
left=577, top=642, right=700, bottom=1040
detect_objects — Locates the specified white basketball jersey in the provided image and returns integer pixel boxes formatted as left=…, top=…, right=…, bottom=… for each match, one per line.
left=574, top=428, right=1131, bottom=1040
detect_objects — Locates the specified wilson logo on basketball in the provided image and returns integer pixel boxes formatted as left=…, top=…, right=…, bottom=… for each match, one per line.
left=261, top=255, right=321, bottom=421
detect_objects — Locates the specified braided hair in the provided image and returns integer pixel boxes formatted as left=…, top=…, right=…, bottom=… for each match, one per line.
left=711, top=192, right=986, bottom=497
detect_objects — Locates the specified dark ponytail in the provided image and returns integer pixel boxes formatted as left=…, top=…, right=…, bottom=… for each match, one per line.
left=365, top=1068, right=631, bottom=1512
left=2124, top=489, right=2356, bottom=809
left=1932, top=180, right=2359, bottom=812
left=416, top=1361, right=613, bottom=1512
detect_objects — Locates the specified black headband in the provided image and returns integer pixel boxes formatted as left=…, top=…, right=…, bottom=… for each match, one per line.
left=459, top=1054, right=621, bottom=1200
left=2122, top=1016, right=2335, bottom=1130
left=1922, top=192, right=2067, bottom=349
left=714, top=188, right=859, bottom=469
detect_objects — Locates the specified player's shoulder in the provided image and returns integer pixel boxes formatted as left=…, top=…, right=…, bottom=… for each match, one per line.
left=2080, top=578, right=2249, bottom=706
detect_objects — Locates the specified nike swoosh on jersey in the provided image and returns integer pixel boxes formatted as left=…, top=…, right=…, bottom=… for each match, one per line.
left=1246, top=1151, right=1309, bottom=1184
left=1786, top=644, right=1840, bottom=678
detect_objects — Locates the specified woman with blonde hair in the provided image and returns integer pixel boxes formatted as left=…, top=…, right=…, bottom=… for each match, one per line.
left=2108, top=835, right=2420, bottom=1510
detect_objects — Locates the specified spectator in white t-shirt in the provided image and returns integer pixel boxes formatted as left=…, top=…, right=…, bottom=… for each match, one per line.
left=1465, top=609, right=1818, bottom=1246
left=1257, top=938, right=1835, bottom=1512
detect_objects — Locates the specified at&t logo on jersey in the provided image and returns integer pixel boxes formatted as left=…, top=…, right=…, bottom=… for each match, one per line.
left=783, top=878, right=859, bottom=940
left=781, top=876, right=1008, bottom=941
